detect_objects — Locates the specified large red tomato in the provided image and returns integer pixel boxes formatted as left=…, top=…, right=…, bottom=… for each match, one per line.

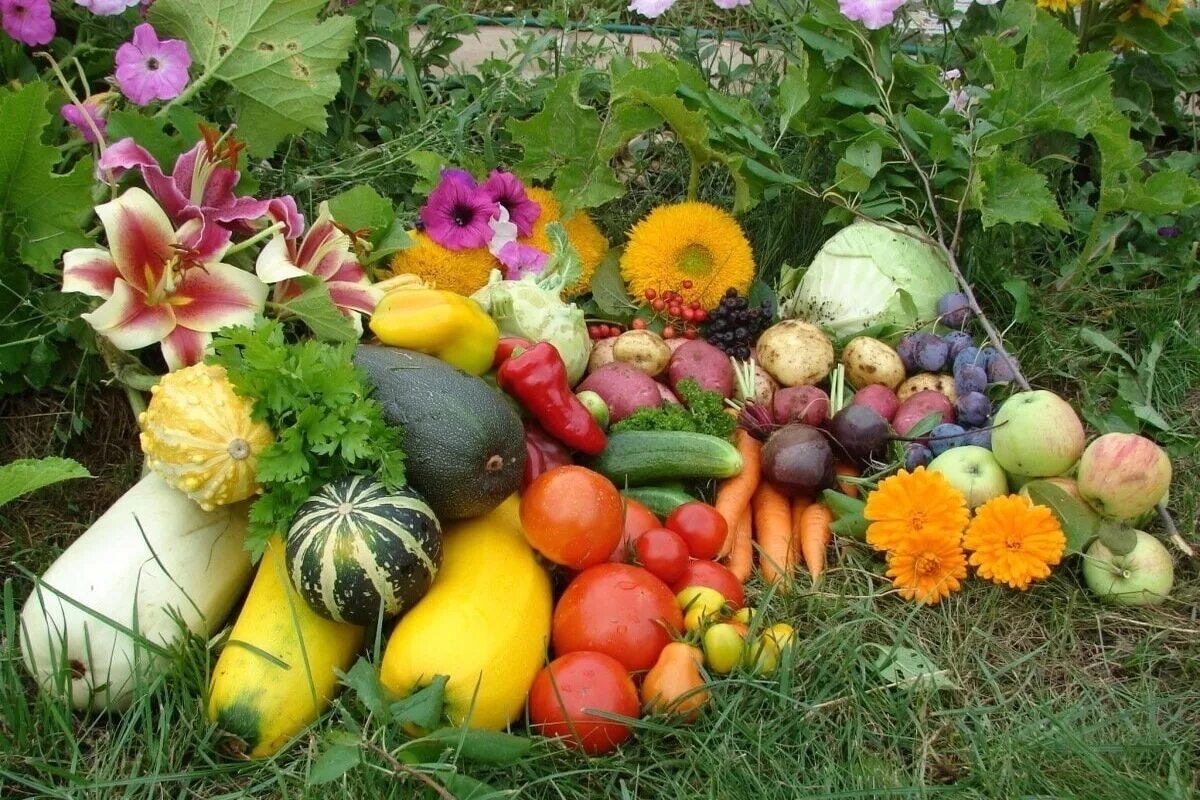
left=552, top=563, right=683, bottom=672
left=528, top=652, right=639, bottom=755
left=665, top=501, right=728, bottom=560
left=521, top=466, right=623, bottom=569
left=671, top=560, right=745, bottom=609
left=607, top=498, right=660, bottom=562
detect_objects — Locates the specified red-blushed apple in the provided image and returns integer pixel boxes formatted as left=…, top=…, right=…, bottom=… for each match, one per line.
left=928, top=446, right=1009, bottom=509
left=991, top=390, right=1085, bottom=479
left=1082, top=531, right=1174, bottom=605
left=1075, top=433, right=1172, bottom=521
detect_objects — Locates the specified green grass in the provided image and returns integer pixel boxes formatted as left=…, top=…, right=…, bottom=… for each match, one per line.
left=2, top=8, right=1199, bottom=799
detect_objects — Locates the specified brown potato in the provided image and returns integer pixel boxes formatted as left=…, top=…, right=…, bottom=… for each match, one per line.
left=841, top=336, right=905, bottom=390
left=897, top=372, right=957, bottom=404
left=612, top=330, right=671, bottom=377
left=755, top=320, right=834, bottom=387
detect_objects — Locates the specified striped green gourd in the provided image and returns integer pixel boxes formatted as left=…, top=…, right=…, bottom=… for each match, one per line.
left=286, top=476, right=442, bottom=624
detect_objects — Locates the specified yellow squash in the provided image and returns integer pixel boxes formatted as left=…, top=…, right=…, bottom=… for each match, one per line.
left=380, top=495, right=551, bottom=730
left=368, top=280, right=499, bottom=375
left=207, top=537, right=363, bottom=759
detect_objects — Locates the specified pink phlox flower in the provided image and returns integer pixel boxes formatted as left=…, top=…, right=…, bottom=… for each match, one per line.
left=114, top=23, right=191, bottom=105
left=419, top=175, right=499, bottom=251
left=481, top=171, right=540, bottom=238
left=75, top=0, right=140, bottom=14
left=838, top=0, right=906, bottom=29
left=1, top=0, right=54, bottom=46
left=628, top=0, right=676, bottom=18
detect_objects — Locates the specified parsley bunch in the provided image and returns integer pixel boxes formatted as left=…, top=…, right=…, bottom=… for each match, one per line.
left=207, top=322, right=405, bottom=557
left=611, top=380, right=736, bottom=440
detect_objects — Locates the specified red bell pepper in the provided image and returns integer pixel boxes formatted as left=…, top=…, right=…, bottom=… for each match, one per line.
left=492, top=336, right=532, bottom=370
left=497, top=342, right=607, bottom=456
left=522, top=421, right=573, bottom=489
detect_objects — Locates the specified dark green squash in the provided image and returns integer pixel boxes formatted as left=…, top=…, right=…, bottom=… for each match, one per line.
left=286, top=476, right=441, bottom=624
left=354, top=345, right=526, bottom=520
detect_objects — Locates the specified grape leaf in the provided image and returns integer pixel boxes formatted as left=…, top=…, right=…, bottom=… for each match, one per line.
left=0, top=83, right=96, bottom=273
left=149, top=0, right=356, bottom=156
left=0, top=457, right=92, bottom=507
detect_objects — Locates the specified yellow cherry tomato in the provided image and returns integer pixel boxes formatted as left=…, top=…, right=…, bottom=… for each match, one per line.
left=763, top=622, right=796, bottom=651
left=702, top=623, right=745, bottom=675
left=676, top=587, right=725, bottom=633
left=744, top=634, right=781, bottom=677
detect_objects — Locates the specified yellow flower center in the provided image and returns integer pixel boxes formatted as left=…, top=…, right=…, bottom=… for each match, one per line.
left=1005, top=532, right=1023, bottom=550
left=677, top=243, right=714, bottom=276
left=915, top=552, right=940, bottom=575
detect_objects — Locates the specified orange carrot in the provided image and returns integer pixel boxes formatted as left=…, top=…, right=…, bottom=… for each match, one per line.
left=834, top=462, right=861, bottom=498
left=789, top=496, right=813, bottom=573
left=797, top=502, right=834, bottom=581
left=753, top=482, right=795, bottom=585
left=715, top=429, right=762, bottom=557
left=727, top=507, right=754, bottom=583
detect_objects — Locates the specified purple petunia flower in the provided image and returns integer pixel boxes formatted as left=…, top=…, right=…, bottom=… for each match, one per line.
left=440, top=167, right=477, bottom=188
left=1, top=0, right=55, bottom=45
left=419, top=177, right=499, bottom=251
left=628, top=0, right=676, bottom=18
left=60, top=92, right=111, bottom=144
left=838, top=0, right=906, bottom=28
left=481, top=171, right=540, bottom=238
left=114, top=23, right=191, bottom=106
left=75, top=0, right=140, bottom=14
left=498, top=242, right=549, bottom=280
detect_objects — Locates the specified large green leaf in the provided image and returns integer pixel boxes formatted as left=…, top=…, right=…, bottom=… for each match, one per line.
left=1023, top=481, right=1101, bottom=555
left=149, top=0, right=356, bottom=156
left=0, top=457, right=92, bottom=507
left=970, top=152, right=1068, bottom=230
left=0, top=84, right=96, bottom=273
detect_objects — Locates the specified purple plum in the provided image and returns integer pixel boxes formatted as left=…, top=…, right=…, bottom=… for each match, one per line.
left=956, top=391, right=992, bottom=428
left=937, top=292, right=972, bottom=328
left=929, top=423, right=967, bottom=456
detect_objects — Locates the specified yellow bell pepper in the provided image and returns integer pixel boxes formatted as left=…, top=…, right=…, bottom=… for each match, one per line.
left=369, top=281, right=499, bottom=375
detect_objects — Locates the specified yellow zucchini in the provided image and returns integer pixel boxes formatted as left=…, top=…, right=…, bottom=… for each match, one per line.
left=380, top=495, right=551, bottom=730
left=207, top=537, right=363, bottom=758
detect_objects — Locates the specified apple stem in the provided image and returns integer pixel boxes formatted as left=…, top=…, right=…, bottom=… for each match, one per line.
left=1157, top=502, right=1195, bottom=558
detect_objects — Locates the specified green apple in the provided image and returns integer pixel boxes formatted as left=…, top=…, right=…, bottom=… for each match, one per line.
left=1083, top=531, right=1174, bottom=605
left=991, top=390, right=1086, bottom=479
left=1076, top=433, right=1172, bottom=520
left=928, top=446, right=1008, bottom=509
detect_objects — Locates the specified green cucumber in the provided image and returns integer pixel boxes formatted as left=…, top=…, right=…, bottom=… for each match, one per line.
left=591, top=431, right=742, bottom=487
left=621, top=486, right=696, bottom=519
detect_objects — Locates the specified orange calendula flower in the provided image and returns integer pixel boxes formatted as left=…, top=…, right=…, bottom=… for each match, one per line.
left=864, top=467, right=969, bottom=553
left=885, top=530, right=968, bottom=605
left=963, top=495, right=1066, bottom=590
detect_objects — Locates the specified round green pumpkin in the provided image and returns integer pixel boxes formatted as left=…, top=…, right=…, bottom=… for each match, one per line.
left=286, top=476, right=442, bottom=624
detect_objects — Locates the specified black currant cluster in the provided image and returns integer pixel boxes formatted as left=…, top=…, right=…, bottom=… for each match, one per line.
left=702, top=288, right=773, bottom=360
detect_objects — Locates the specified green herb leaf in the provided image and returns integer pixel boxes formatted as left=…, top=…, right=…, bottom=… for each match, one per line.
left=0, top=83, right=96, bottom=273
left=439, top=773, right=505, bottom=800
left=149, top=0, right=357, bottom=156
left=970, top=152, right=1068, bottom=230
left=308, top=743, right=360, bottom=784
left=421, top=728, right=532, bottom=765
left=328, top=185, right=394, bottom=234
left=338, top=657, right=387, bottom=716
left=0, top=457, right=92, bottom=508
left=275, top=279, right=360, bottom=343
left=390, top=676, right=447, bottom=730
left=1023, top=481, right=1101, bottom=555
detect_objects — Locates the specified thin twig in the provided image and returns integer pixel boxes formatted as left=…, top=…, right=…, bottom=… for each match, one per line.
left=1157, top=502, right=1195, bottom=558
left=366, top=743, right=456, bottom=800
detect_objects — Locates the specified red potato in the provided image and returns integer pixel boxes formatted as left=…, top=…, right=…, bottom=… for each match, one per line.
left=656, top=382, right=681, bottom=405
left=668, top=340, right=735, bottom=398
left=892, top=390, right=955, bottom=436
left=772, top=386, right=829, bottom=426
left=578, top=362, right=663, bottom=423
left=666, top=337, right=690, bottom=355
left=852, top=384, right=900, bottom=422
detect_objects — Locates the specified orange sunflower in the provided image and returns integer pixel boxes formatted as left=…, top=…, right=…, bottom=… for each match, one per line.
left=864, top=467, right=969, bottom=553
left=963, top=495, right=1066, bottom=590
left=885, top=530, right=968, bottom=605
left=517, top=187, right=609, bottom=297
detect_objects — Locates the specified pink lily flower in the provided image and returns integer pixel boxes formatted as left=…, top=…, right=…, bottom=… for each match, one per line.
left=255, top=203, right=381, bottom=334
left=62, top=188, right=268, bottom=370
left=99, top=126, right=304, bottom=238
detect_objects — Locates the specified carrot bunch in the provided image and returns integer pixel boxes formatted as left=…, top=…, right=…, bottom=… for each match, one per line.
left=714, top=433, right=854, bottom=586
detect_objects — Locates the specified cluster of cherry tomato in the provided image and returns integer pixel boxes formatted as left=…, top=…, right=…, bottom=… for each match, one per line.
left=517, top=465, right=795, bottom=756
left=640, top=282, right=707, bottom=340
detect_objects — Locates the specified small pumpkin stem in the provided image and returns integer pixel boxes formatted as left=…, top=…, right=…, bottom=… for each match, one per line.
left=227, top=438, right=252, bottom=460
left=484, top=454, right=505, bottom=473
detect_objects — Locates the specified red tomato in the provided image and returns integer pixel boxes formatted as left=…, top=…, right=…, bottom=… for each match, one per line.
left=607, top=498, right=660, bottom=562
left=665, top=502, right=728, bottom=560
left=671, top=560, right=745, bottom=609
left=528, top=652, right=639, bottom=755
left=521, top=466, right=624, bottom=570
left=633, top=527, right=689, bottom=585
left=552, top=563, right=683, bottom=672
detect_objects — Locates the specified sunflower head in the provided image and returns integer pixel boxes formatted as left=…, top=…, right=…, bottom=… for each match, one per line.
left=885, top=528, right=967, bottom=605
left=390, top=230, right=498, bottom=296
left=963, top=494, right=1066, bottom=590
left=519, top=187, right=563, bottom=253
left=562, top=212, right=610, bottom=297
left=619, top=202, right=755, bottom=309
left=865, top=466, right=969, bottom=553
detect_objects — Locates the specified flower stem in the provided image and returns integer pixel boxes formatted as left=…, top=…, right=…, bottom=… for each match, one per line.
left=225, top=221, right=285, bottom=257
